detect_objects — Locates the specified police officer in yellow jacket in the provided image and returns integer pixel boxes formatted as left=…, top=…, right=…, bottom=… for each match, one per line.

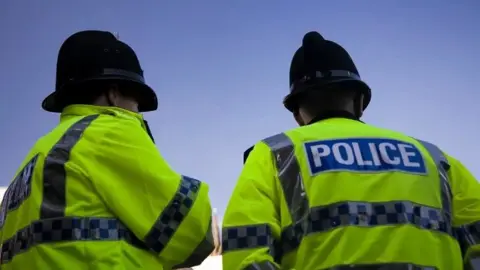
left=222, top=31, right=480, bottom=270
left=0, top=30, right=214, bottom=269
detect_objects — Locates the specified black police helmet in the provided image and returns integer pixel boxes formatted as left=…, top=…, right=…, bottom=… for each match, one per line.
left=284, top=31, right=371, bottom=112
left=42, top=30, right=158, bottom=113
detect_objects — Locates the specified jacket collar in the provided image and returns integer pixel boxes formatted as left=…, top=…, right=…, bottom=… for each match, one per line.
left=61, top=104, right=147, bottom=128
left=307, top=110, right=363, bottom=125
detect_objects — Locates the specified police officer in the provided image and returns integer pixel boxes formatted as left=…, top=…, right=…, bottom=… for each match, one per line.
left=0, top=30, right=214, bottom=269
left=222, top=31, right=480, bottom=270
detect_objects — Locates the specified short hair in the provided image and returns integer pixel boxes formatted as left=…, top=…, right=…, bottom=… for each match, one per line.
left=296, top=85, right=356, bottom=116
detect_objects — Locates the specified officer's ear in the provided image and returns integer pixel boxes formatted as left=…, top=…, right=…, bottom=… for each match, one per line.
left=105, top=84, right=139, bottom=112
left=106, top=84, right=121, bottom=106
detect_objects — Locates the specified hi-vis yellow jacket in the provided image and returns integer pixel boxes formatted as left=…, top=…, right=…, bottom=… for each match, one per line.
left=222, top=117, right=480, bottom=270
left=0, top=105, right=214, bottom=270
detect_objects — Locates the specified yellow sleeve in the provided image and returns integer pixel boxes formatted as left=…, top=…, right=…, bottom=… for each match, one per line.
left=86, top=118, right=214, bottom=268
left=222, top=142, right=282, bottom=270
left=448, top=155, right=480, bottom=268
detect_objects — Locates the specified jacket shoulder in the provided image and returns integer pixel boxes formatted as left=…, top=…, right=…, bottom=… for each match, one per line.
left=243, top=132, right=296, bottom=163
left=83, top=113, right=145, bottom=137
left=411, top=137, right=450, bottom=169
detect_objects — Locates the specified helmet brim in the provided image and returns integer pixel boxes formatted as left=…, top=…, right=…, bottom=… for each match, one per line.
left=283, top=78, right=371, bottom=112
left=42, top=76, right=158, bottom=113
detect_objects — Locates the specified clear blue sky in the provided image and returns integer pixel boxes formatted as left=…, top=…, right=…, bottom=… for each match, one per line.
left=1, top=1, right=479, bottom=217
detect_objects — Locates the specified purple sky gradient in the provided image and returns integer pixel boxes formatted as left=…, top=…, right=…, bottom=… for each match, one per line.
left=1, top=1, right=479, bottom=215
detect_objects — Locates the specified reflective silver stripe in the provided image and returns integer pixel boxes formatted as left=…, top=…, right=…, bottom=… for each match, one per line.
left=416, top=139, right=453, bottom=234
left=262, top=133, right=308, bottom=225
left=1, top=115, right=141, bottom=264
left=223, top=133, right=304, bottom=259
left=41, top=114, right=100, bottom=219
left=172, top=217, right=215, bottom=269
left=144, top=175, right=202, bottom=253
left=330, top=263, right=436, bottom=269
left=0, top=217, right=146, bottom=264
left=262, top=133, right=308, bottom=259
left=222, top=224, right=275, bottom=253
left=245, top=261, right=279, bottom=270
left=307, top=201, right=449, bottom=234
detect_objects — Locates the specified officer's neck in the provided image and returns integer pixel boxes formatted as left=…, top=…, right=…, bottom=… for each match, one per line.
left=307, top=110, right=361, bottom=125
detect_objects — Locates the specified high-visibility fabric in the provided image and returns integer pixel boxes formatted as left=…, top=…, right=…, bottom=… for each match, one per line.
left=447, top=155, right=480, bottom=269
left=0, top=104, right=214, bottom=270
left=222, top=117, right=478, bottom=270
